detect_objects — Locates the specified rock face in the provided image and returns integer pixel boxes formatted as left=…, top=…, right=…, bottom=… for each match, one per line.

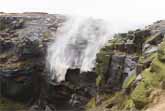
left=0, top=13, right=66, bottom=110
left=0, top=13, right=97, bottom=111
left=1, top=13, right=165, bottom=111
left=87, top=21, right=165, bottom=111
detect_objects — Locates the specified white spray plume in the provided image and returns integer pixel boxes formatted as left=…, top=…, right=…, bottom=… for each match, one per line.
left=47, top=16, right=114, bottom=82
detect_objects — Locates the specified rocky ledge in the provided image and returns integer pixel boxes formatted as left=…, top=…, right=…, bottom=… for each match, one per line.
left=1, top=13, right=165, bottom=111
left=87, top=20, right=165, bottom=111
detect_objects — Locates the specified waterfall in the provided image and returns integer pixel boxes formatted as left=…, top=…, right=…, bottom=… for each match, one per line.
left=47, top=16, right=114, bottom=82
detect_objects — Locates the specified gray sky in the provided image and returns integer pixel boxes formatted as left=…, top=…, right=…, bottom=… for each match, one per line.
left=1, top=0, right=165, bottom=32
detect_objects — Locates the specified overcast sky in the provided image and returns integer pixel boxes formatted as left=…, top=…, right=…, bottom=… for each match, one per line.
left=1, top=0, right=165, bottom=32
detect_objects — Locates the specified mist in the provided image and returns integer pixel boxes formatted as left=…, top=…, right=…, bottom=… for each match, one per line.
left=47, top=17, right=114, bottom=82
left=1, top=0, right=165, bottom=82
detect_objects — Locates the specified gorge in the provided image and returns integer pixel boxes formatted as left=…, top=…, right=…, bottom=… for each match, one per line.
left=0, top=13, right=165, bottom=111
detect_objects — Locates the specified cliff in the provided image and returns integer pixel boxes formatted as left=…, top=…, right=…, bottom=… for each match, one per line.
left=0, top=13, right=165, bottom=111
left=87, top=20, right=165, bottom=111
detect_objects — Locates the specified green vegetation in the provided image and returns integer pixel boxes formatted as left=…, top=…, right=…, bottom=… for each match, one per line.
left=131, top=81, right=151, bottom=109
left=95, top=46, right=112, bottom=86
left=139, top=52, right=157, bottom=64
left=104, top=92, right=135, bottom=110
left=92, top=38, right=165, bottom=110
left=130, top=42, right=165, bottom=109
left=124, top=98, right=135, bottom=110
left=122, top=73, right=136, bottom=89
left=86, top=97, right=96, bottom=109
left=158, top=41, right=165, bottom=61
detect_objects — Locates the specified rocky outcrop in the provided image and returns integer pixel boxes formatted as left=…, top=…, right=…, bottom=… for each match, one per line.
left=0, top=13, right=65, bottom=110
left=0, top=13, right=97, bottom=111
left=87, top=21, right=165, bottom=111
left=95, top=29, right=150, bottom=92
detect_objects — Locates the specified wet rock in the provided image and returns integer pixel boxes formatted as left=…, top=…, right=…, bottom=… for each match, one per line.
left=124, top=56, right=138, bottom=76
left=107, top=54, right=126, bottom=90
left=64, top=69, right=97, bottom=109
left=66, top=69, right=81, bottom=85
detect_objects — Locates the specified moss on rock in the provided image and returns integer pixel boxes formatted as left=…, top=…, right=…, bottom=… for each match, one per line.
left=158, top=41, right=165, bottom=62
left=122, top=73, right=136, bottom=89
left=105, top=92, right=135, bottom=110
left=90, top=32, right=165, bottom=111
left=86, top=97, right=96, bottom=109
left=131, top=53, right=165, bottom=109
left=131, top=81, right=150, bottom=109
left=95, top=45, right=113, bottom=86
left=139, top=52, right=157, bottom=64
left=124, top=98, right=135, bottom=110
